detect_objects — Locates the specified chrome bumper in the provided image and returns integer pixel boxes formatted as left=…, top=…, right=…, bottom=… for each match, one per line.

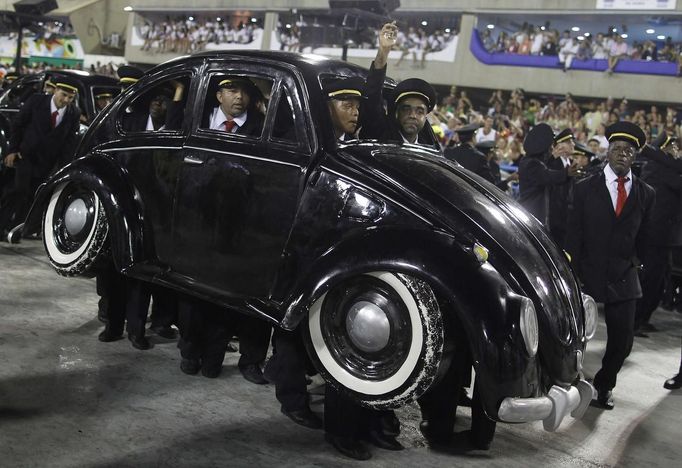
left=497, top=379, right=595, bottom=431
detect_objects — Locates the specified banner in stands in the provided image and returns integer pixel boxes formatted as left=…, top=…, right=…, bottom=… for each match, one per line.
left=596, top=0, right=676, bottom=9
left=0, top=34, right=84, bottom=63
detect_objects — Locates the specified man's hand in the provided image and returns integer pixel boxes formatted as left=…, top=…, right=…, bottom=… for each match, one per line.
left=170, top=79, right=185, bottom=102
left=374, top=22, right=398, bottom=69
left=4, top=152, right=21, bottom=168
left=567, top=161, right=580, bottom=177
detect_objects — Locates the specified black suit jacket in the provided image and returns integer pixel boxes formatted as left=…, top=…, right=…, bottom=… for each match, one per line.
left=547, top=156, right=574, bottom=245
left=565, top=171, right=655, bottom=303
left=640, top=145, right=682, bottom=246
left=444, top=143, right=495, bottom=183
left=518, top=154, right=568, bottom=226
left=359, top=63, right=436, bottom=146
left=201, top=107, right=264, bottom=137
left=9, top=93, right=79, bottom=176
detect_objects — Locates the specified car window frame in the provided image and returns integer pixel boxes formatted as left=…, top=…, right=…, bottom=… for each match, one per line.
left=115, top=68, right=194, bottom=137
left=264, top=77, right=310, bottom=153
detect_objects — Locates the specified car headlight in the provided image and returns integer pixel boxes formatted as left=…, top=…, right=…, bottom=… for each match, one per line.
left=519, top=296, right=539, bottom=357
left=581, top=293, right=598, bottom=341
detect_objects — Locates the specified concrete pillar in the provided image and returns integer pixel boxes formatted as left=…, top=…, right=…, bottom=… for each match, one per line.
left=262, top=12, right=279, bottom=51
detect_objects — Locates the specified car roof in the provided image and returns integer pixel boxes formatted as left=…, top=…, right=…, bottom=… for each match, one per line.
left=43, top=70, right=119, bottom=86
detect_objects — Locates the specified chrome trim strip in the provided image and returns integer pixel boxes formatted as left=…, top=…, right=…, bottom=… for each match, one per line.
left=184, top=145, right=301, bottom=168
left=100, top=146, right=180, bottom=152
left=320, top=165, right=433, bottom=226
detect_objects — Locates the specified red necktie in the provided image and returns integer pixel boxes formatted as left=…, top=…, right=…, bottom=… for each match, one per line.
left=615, top=176, right=629, bottom=217
left=51, top=110, right=59, bottom=128
left=223, top=120, right=237, bottom=132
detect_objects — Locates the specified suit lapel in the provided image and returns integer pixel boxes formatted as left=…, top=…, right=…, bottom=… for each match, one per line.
left=594, top=172, right=616, bottom=219
left=41, top=95, right=53, bottom=131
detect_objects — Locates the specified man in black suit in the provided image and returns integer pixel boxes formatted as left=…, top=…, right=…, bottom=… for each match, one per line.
left=203, top=77, right=264, bottom=137
left=518, top=123, right=578, bottom=227
left=0, top=75, right=80, bottom=242
left=547, top=128, right=576, bottom=248
left=360, top=22, right=437, bottom=147
left=566, top=121, right=655, bottom=410
left=635, top=132, right=682, bottom=335
left=444, top=123, right=495, bottom=183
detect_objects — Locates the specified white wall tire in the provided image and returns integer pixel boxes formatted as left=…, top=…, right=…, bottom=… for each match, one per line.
left=306, top=272, right=443, bottom=409
left=43, top=182, right=109, bottom=277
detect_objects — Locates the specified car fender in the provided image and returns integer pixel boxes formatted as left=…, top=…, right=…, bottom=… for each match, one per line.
left=280, top=226, right=538, bottom=418
left=24, top=152, right=142, bottom=271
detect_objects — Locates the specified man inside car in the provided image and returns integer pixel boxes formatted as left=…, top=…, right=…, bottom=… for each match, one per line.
left=205, top=76, right=264, bottom=137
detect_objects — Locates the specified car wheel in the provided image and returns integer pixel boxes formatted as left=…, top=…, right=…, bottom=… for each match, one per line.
left=306, top=271, right=443, bottom=409
left=43, top=182, right=109, bottom=277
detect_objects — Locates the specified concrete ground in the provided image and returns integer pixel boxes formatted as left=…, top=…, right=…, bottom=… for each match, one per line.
left=1, top=240, right=681, bottom=468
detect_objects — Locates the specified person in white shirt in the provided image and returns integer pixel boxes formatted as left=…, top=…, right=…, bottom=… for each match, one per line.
left=559, top=37, right=579, bottom=71
left=475, top=116, right=497, bottom=143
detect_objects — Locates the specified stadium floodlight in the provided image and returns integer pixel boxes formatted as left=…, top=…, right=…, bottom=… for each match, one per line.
left=421, top=20, right=428, bottom=26
left=487, top=24, right=495, bottom=29
left=571, top=26, right=580, bottom=32
left=123, top=5, right=132, bottom=11
left=621, top=33, right=628, bottom=38
left=646, top=29, right=655, bottom=34
left=657, top=34, right=665, bottom=39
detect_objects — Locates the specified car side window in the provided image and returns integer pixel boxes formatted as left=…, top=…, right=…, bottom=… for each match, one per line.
left=270, top=88, right=297, bottom=144
left=119, top=76, right=190, bottom=134
left=199, top=73, right=272, bottom=139
left=2, top=79, right=41, bottom=107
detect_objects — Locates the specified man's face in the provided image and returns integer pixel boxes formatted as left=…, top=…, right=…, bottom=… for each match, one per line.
left=607, top=140, right=636, bottom=176
left=149, top=95, right=168, bottom=120
left=588, top=140, right=600, bottom=154
left=395, top=96, right=428, bottom=139
left=216, top=84, right=251, bottom=118
left=575, top=154, right=589, bottom=168
left=483, top=117, right=493, bottom=130
left=328, top=97, right=360, bottom=137
left=53, top=88, right=75, bottom=109
left=96, top=96, right=113, bottom=111
left=553, top=140, right=575, bottom=158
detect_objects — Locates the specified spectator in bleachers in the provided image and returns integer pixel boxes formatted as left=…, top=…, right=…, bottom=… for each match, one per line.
left=559, top=36, right=579, bottom=71
left=606, top=34, right=628, bottom=74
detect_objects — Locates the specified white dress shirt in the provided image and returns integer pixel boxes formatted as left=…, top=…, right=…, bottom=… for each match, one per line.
left=209, top=106, right=247, bottom=132
left=145, top=114, right=165, bottom=131
left=603, top=163, right=632, bottom=211
left=50, top=97, right=66, bottom=127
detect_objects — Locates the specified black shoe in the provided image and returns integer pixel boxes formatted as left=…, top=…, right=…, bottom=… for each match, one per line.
left=98, top=328, right=123, bottom=342
left=281, top=407, right=323, bottom=429
left=366, top=430, right=404, bottom=451
left=201, top=365, right=222, bottom=379
left=128, top=334, right=151, bottom=350
left=180, top=358, right=200, bottom=375
left=239, top=364, right=268, bottom=385
left=664, top=373, right=682, bottom=390
left=325, top=433, right=372, bottom=460
left=591, top=389, right=614, bottom=410
left=379, top=411, right=401, bottom=437
left=419, top=420, right=453, bottom=446
left=149, top=325, right=177, bottom=339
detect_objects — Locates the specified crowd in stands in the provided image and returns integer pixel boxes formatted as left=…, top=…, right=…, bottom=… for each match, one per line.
left=428, top=86, right=681, bottom=171
left=481, top=23, right=682, bottom=74
left=137, top=17, right=262, bottom=54
left=278, top=18, right=457, bottom=67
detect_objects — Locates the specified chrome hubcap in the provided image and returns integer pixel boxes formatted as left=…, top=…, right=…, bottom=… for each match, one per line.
left=64, top=198, right=88, bottom=236
left=345, top=300, right=391, bottom=353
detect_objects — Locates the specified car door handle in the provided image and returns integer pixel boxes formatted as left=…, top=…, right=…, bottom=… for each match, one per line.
left=183, top=155, right=204, bottom=165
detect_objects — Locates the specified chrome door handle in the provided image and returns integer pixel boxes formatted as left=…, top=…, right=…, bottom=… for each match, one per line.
left=183, top=155, right=204, bottom=165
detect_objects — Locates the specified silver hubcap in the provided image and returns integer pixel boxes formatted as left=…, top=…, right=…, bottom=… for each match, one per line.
left=345, top=301, right=391, bottom=353
left=64, top=198, right=88, bottom=236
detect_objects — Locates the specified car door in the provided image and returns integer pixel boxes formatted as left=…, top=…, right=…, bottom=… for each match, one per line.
left=93, top=65, right=196, bottom=271
left=171, top=61, right=312, bottom=300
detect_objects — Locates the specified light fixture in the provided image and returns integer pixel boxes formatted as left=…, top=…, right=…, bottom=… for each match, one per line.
left=657, top=34, right=665, bottom=39
left=612, top=27, right=617, bottom=32
left=571, top=26, right=580, bottom=32
left=646, top=28, right=655, bottom=34
left=188, top=16, right=194, bottom=21
left=285, top=23, right=291, bottom=29
left=421, top=20, right=428, bottom=26
left=251, top=18, right=257, bottom=23
left=577, top=35, right=584, bottom=41
left=584, top=32, right=591, bottom=37
left=540, top=26, right=546, bottom=31
left=38, top=21, right=43, bottom=26
left=621, top=33, right=628, bottom=38
left=123, top=5, right=132, bottom=11
left=487, top=24, right=495, bottom=30
left=445, top=28, right=451, bottom=33
left=216, top=17, right=221, bottom=21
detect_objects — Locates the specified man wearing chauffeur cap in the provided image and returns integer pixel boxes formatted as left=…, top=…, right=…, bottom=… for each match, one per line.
left=0, top=75, right=80, bottom=243
left=566, top=121, right=655, bottom=410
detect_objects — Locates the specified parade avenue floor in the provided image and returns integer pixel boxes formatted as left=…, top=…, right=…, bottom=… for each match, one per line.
left=1, top=240, right=681, bottom=468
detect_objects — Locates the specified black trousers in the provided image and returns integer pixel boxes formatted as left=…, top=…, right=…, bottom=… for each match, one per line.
left=235, top=315, right=271, bottom=369
left=265, top=328, right=310, bottom=412
left=177, top=297, right=234, bottom=369
left=96, top=267, right=128, bottom=334
left=0, top=160, right=43, bottom=232
left=636, top=244, right=671, bottom=329
left=594, top=299, right=636, bottom=392
left=418, top=349, right=496, bottom=446
left=324, top=386, right=394, bottom=439
left=125, top=280, right=178, bottom=337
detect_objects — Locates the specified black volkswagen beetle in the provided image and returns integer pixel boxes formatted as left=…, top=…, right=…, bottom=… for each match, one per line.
left=23, top=51, right=597, bottom=432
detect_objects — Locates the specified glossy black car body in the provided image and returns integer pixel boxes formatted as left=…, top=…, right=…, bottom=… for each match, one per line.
left=0, top=70, right=120, bottom=157
left=25, top=51, right=595, bottom=430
